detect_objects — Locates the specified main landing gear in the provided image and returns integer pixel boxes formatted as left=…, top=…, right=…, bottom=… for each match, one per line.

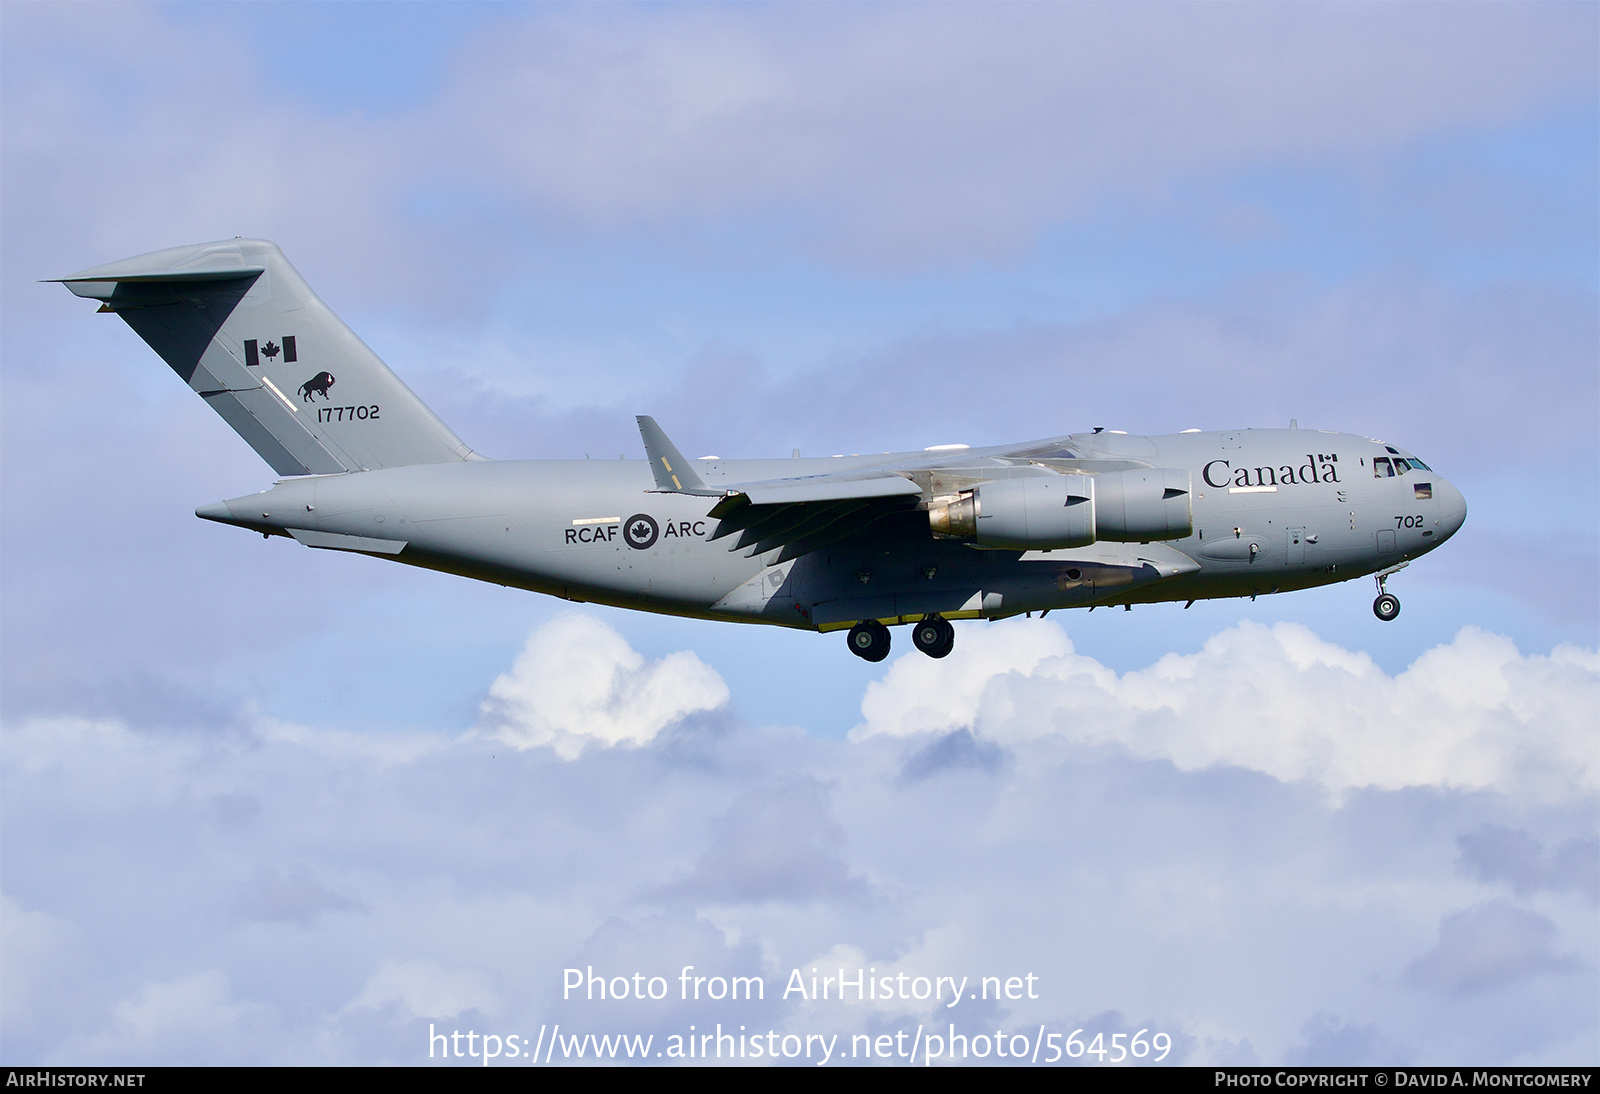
left=847, top=620, right=892, bottom=662
left=911, top=615, right=955, bottom=659
left=847, top=616, right=956, bottom=661
left=1373, top=570, right=1401, bottom=622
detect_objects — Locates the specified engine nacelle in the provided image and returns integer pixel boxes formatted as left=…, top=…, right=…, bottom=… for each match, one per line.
left=930, top=475, right=1095, bottom=550
left=928, top=468, right=1192, bottom=548
left=1093, top=467, right=1193, bottom=541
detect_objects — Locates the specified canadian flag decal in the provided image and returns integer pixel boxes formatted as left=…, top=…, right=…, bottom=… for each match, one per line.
left=243, top=337, right=297, bottom=366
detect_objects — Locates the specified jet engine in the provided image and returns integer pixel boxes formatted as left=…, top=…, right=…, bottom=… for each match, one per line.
left=928, top=469, right=1192, bottom=549
left=1093, top=467, right=1193, bottom=540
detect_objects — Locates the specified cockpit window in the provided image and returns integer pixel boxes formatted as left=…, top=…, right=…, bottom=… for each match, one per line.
left=1374, top=457, right=1394, bottom=478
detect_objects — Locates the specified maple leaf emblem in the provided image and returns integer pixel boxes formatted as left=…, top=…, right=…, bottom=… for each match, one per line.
left=261, top=341, right=281, bottom=359
left=621, top=513, right=659, bottom=549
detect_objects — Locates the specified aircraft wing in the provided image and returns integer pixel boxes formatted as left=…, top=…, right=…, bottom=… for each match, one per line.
left=717, top=470, right=922, bottom=507
left=705, top=480, right=921, bottom=562
left=636, top=417, right=924, bottom=561
left=637, top=415, right=917, bottom=503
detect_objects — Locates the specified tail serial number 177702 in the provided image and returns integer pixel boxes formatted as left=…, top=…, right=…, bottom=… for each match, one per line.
left=316, top=405, right=380, bottom=423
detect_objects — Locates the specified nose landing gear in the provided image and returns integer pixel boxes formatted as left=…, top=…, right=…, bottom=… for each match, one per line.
left=1372, top=566, right=1404, bottom=622
left=911, top=615, right=955, bottom=659
left=847, top=620, right=892, bottom=662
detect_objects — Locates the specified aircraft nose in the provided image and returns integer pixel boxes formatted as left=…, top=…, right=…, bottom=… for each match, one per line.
left=195, top=499, right=234, bottom=523
left=1433, top=477, right=1467, bottom=541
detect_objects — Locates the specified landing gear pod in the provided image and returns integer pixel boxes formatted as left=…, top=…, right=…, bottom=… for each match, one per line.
left=928, top=469, right=1191, bottom=549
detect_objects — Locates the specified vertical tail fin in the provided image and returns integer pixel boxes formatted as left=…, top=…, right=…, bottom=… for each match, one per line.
left=54, top=239, right=478, bottom=475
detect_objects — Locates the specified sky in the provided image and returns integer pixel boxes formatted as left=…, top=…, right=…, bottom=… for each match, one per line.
left=1, top=1, right=1596, bottom=1067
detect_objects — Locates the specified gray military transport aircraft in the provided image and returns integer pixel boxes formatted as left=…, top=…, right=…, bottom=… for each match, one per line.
left=56, top=239, right=1467, bottom=661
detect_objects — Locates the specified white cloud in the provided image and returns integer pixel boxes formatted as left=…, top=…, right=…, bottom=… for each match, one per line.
left=856, top=620, right=1599, bottom=799
left=656, top=779, right=867, bottom=904
left=233, top=866, right=361, bottom=928
left=2, top=618, right=1595, bottom=1065
left=1457, top=826, right=1600, bottom=901
left=477, top=613, right=729, bottom=758
left=0, top=896, right=80, bottom=1034
left=72, top=971, right=277, bottom=1064
left=345, top=960, right=499, bottom=1021
left=5, top=4, right=1593, bottom=279
left=1407, top=901, right=1583, bottom=996
left=858, top=621, right=1074, bottom=739
left=433, top=4, right=1595, bottom=260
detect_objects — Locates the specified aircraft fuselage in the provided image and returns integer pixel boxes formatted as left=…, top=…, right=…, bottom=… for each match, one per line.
left=57, top=239, right=1466, bottom=659
left=200, top=426, right=1467, bottom=632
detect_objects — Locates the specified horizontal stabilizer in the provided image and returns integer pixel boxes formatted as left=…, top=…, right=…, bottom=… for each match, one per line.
left=56, top=267, right=265, bottom=292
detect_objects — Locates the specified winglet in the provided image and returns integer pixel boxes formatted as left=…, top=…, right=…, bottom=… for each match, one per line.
left=636, top=416, right=718, bottom=495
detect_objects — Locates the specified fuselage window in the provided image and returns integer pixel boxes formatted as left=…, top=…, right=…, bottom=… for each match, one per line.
left=1374, top=457, right=1394, bottom=478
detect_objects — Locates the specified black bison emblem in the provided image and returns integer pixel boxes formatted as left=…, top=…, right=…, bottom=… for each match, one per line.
left=298, top=372, right=335, bottom=401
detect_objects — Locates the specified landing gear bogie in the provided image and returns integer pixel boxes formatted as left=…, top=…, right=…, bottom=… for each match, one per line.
left=847, top=620, right=892, bottom=662
left=911, top=615, right=955, bottom=659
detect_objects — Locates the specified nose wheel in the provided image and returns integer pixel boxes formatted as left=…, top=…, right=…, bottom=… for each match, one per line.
left=847, top=620, right=892, bottom=662
left=1372, top=568, right=1402, bottom=622
left=911, top=615, right=955, bottom=658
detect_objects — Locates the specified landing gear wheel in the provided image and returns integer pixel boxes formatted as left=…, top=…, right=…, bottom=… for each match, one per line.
left=847, top=621, right=892, bottom=662
left=911, top=616, right=955, bottom=658
left=1373, top=593, right=1401, bottom=622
